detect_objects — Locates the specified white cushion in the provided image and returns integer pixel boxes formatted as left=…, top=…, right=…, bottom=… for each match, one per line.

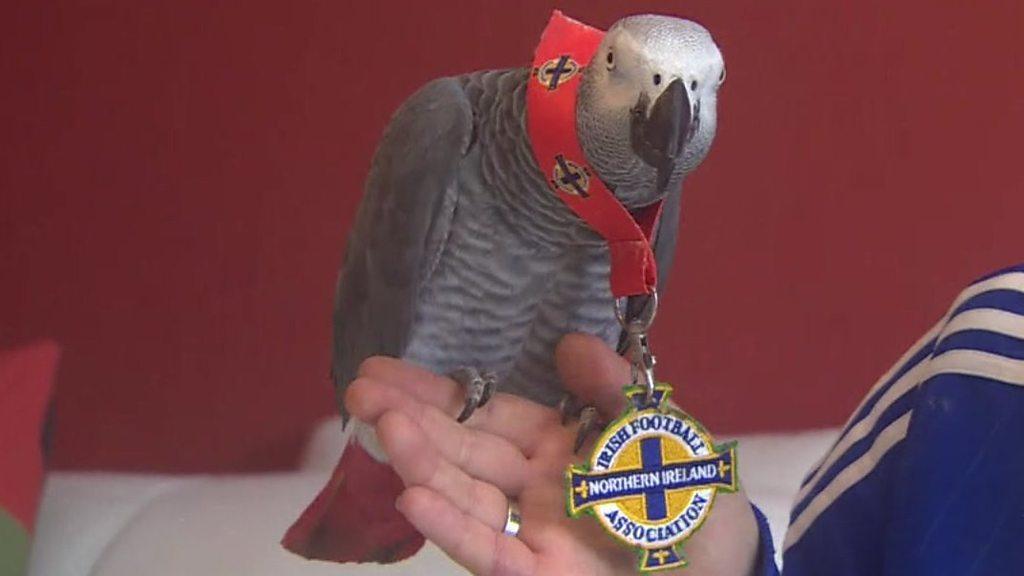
left=85, top=474, right=466, bottom=576
left=27, top=473, right=198, bottom=576
left=28, top=423, right=838, bottom=575
left=299, top=417, right=348, bottom=472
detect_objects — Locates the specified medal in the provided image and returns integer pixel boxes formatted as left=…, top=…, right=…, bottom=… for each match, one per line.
left=567, top=294, right=738, bottom=572
left=567, top=379, right=737, bottom=571
left=525, top=11, right=739, bottom=571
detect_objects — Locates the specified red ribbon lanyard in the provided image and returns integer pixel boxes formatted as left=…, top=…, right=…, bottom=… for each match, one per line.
left=526, top=11, right=663, bottom=298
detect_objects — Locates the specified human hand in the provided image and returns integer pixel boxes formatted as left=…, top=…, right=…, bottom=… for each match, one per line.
left=345, top=334, right=761, bottom=575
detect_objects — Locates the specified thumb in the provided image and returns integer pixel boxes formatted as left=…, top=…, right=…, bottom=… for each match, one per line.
left=555, top=333, right=632, bottom=421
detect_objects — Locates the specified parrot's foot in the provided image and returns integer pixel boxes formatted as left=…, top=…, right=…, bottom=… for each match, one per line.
left=449, top=367, right=497, bottom=423
left=559, top=395, right=604, bottom=453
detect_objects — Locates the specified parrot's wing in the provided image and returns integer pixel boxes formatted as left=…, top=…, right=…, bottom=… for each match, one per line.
left=332, top=77, right=474, bottom=410
left=652, top=183, right=683, bottom=294
left=617, top=186, right=683, bottom=353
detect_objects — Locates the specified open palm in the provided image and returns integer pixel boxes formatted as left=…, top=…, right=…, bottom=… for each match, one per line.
left=345, top=334, right=760, bottom=576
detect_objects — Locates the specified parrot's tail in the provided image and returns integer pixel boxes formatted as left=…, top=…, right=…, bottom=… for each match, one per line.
left=281, top=438, right=424, bottom=564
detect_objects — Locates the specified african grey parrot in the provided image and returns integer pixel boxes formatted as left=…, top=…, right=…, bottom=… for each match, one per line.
left=284, top=14, right=726, bottom=564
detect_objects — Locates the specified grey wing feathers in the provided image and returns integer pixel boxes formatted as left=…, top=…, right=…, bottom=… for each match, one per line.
left=332, top=77, right=475, bottom=412
left=651, top=183, right=683, bottom=295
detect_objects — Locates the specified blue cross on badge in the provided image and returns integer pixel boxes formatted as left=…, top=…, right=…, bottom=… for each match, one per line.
left=566, top=383, right=738, bottom=571
left=536, top=54, right=580, bottom=90
left=551, top=154, right=591, bottom=197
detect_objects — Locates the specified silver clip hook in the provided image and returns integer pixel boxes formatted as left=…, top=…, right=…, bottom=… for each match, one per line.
left=614, top=291, right=659, bottom=404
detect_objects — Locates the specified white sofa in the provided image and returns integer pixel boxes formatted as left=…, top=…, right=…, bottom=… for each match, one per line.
left=28, top=419, right=837, bottom=575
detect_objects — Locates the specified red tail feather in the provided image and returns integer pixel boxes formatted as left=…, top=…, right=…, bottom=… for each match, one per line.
left=282, top=442, right=424, bottom=564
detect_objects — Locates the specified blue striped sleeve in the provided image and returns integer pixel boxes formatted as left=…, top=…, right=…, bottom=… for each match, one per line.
left=751, top=504, right=780, bottom=575
left=881, top=278, right=1024, bottom=575
left=781, top=264, right=1024, bottom=576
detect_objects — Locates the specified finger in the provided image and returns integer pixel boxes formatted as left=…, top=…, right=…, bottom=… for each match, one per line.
left=357, top=356, right=559, bottom=434
left=676, top=489, right=760, bottom=574
left=397, top=486, right=537, bottom=576
left=356, top=356, right=463, bottom=411
left=471, top=392, right=563, bottom=455
left=345, top=375, right=439, bottom=425
left=377, top=410, right=518, bottom=528
left=555, top=333, right=631, bottom=420
left=351, top=385, right=529, bottom=493
left=346, top=370, right=561, bottom=455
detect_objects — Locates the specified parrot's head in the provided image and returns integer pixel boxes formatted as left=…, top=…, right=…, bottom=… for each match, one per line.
left=577, top=15, right=725, bottom=208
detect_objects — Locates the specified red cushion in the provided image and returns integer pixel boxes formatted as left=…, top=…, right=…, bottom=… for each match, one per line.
left=0, top=341, right=59, bottom=532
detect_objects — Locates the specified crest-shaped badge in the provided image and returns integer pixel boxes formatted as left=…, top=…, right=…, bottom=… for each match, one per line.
left=567, top=383, right=737, bottom=572
left=551, top=154, right=591, bottom=197
left=535, top=54, right=580, bottom=90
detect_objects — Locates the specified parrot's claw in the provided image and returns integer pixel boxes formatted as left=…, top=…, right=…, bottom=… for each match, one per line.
left=450, top=367, right=497, bottom=423
left=558, top=394, right=583, bottom=425
left=574, top=406, right=601, bottom=453
left=559, top=395, right=604, bottom=453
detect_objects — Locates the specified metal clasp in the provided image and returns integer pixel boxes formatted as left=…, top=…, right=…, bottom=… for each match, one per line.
left=614, top=291, right=659, bottom=404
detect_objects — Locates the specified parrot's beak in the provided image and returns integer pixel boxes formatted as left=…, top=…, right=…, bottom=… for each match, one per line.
left=630, top=78, right=697, bottom=189
left=646, top=78, right=693, bottom=159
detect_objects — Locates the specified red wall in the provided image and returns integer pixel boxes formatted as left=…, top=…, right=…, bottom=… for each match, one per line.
left=2, top=1, right=1022, bottom=472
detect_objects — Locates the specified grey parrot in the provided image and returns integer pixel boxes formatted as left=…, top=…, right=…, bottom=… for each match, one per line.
left=283, top=14, right=725, bottom=564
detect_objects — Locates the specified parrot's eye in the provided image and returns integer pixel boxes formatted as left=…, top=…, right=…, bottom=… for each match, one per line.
left=653, top=74, right=662, bottom=86
left=690, top=80, right=698, bottom=91
left=606, top=50, right=615, bottom=69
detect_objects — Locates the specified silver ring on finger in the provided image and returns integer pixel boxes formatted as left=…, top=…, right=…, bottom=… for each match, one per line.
left=502, top=500, right=522, bottom=538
